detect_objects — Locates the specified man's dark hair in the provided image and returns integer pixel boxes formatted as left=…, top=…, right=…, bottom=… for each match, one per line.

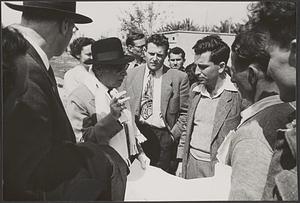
left=168, top=47, right=186, bottom=59
left=69, top=37, right=95, bottom=60
left=126, top=32, right=145, bottom=46
left=146, top=34, right=169, bottom=53
left=231, top=29, right=271, bottom=79
left=247, top=1, right=296, bottom=49
left=192, top=34, right=230, bottom=65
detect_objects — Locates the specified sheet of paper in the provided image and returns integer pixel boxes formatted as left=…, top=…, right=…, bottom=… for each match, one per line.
left=125, top=159, right=232, bottom=201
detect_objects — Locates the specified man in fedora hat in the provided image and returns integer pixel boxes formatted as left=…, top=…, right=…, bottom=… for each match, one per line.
left=66, top=37, right=150, bottom=197
left=3, top=1, right=131, bottom=201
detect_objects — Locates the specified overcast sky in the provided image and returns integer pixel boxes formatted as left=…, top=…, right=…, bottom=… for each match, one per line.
left=2, top=1, right=253, bottom=39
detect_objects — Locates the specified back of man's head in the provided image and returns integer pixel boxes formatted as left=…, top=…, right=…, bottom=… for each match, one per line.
left=231, top=29, right=271, bottom=79
left=126, top=32, right=145, bottom=47
left=146, top=34, right=169, bottom=52
left=247, top=1, right=296, bottom=49
left=193, top=34, right=230, bottom=65
left=168, top=47, right=185, bottom=59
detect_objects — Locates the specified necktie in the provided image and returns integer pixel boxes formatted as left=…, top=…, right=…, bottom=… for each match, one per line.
left=140, top=70, right=155, bottom=120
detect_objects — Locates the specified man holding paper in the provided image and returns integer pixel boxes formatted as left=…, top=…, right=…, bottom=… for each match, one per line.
left=66, top=37, right=149, bottom=200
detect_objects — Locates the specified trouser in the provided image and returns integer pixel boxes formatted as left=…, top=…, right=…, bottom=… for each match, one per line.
left=186, top=153, right=214, bottom=179
left=45, top=143, right=129, bottom=201
left=136, top=122, right=178, bottom=174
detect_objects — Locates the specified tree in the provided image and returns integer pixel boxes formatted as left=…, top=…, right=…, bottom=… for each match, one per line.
left=119, top=2, right=160, bottom=36
left=211, top=18, right=243, bottom=34
left=156, top=18, right=201, bottom=32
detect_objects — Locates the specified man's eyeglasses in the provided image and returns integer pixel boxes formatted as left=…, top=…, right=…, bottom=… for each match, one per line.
left=72, top=25, right=79, bottom=34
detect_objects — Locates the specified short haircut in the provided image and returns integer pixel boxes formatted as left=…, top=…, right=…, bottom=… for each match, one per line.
left=192, top=34, right=230, bottom=65
left=168, top=47, right=185, bottom=59
left=247, top=1, right=296, bottom=49
left=69, top=37, right=95, bottom=60
left=126, top=32, right=145, bottom=46
left=146, top=34, right=169, bottom=53
left=231, top=29, right=270, bottom=75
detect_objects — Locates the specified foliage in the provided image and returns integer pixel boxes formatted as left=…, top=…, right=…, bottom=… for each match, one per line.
left=156, top=18, right=201, bottom=32
left=119, top=2, right=160, bottom=36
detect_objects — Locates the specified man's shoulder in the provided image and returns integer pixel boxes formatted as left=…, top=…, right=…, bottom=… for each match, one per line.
left=69, top=84, right=93, bottom=101
left=165, top=67, right=188, bottom=81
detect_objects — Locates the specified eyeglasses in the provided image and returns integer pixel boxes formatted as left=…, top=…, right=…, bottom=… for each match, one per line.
left=72, top=25, right=79, bottom=34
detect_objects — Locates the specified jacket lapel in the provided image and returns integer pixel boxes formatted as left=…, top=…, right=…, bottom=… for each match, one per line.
left=211, top=90, right=233, bottom=143
left=186, top=91, right=201, bottom=138
left=131, top=65, right=146, bottom=116
left=161, top=65, right=173, bottom=118
left=27, top=42, right=66, bottom=111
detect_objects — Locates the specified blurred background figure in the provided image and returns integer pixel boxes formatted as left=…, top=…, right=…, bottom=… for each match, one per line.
left=168, top=46, right=186, bottom=71
left=126, top=32, right=146, bottom=70
left=246, top=1, right=297, bottom=200
left=64, top=37, right=95, bottom=96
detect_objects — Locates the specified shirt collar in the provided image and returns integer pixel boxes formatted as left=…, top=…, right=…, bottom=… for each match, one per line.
left=10, top=24, right=50, bottom=70
left=238, top=94, right=284, bottom=128
left=145, top=64, right=163, bottom=77
left=192, top=73, right=237, bottom=99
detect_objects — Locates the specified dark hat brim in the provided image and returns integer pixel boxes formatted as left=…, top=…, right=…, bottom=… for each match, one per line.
left=5, top=2, right=92, bottom=24
left=84, top=55, right=135, bottom=65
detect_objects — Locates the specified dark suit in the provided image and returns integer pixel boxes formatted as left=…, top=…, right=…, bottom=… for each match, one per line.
left=125, top=64, right=189, bottom=174
left=177, top=82, right=242, bottom=178
left=3, top=41, right=127, bottom=201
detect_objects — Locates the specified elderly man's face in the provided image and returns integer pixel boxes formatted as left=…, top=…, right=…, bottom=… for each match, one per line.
left=145, top=42, right=167, bottom=71
left=267, top=40, right=296, bottom=102
left=169, top=53, right=185, bottom=69
left=97, top=64, right=128, bottom=89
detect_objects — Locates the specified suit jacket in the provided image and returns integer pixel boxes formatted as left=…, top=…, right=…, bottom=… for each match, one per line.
left=3, top=41, right=128, bottom=201
left=125, top=64, right=190, bottom=140
left=177, top=83, right=242, bottom=178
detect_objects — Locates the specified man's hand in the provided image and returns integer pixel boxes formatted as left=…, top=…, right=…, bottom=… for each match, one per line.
left=110, top=91, right=130, bottom=120
left=176, top=162, right=183, bottom=177
left=137, top=153, right=150, bottom=169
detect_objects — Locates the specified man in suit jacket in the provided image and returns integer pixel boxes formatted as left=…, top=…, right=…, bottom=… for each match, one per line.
left=176, top=35, right=242, bottom=179
left=125, top=34, right=190, bottom=174
left=3, top=1, right=127, bottom=201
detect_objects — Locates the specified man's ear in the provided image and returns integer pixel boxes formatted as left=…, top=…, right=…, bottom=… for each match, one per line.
left=127, top=45, right=133, bottom=52
left=59, top=18, right=69, bottom=36
left=218, top=61, right=225, bottom=73
left=248, top=64, right=259, bottom=87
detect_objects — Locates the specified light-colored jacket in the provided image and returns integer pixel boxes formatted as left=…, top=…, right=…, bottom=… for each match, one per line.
left=177, top=82, right=242, bottom=178
left=124, top=64, right=190, bottom=141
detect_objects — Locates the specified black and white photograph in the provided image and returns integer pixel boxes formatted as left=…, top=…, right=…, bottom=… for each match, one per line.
left=1, top=0, right=297, bottom=201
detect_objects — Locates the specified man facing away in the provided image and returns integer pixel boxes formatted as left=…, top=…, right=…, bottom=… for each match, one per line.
left=124, top=34, right=190, bottom=174
left=176, top=34, right=242, bottom=179
left=3, top=1, right=129, bottom=201
left=222, top=28, right=294, bottom=200
left=64, top=37, right=95, bottom=96
left=246, top=1, right=297, bottom=200
left=126, top=32, right=146, bottom=70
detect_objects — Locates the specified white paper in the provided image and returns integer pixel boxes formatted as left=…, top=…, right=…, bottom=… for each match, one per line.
left=125, top=159, right=232, bottom=201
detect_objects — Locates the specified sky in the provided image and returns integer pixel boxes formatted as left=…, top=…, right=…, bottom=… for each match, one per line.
left=2, top=1, right=253, bottom=40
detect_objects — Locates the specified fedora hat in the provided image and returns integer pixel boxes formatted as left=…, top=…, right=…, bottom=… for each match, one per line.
left=85, top=37, right=135, bottom=65
left=5, top=1, right=92, bottom=24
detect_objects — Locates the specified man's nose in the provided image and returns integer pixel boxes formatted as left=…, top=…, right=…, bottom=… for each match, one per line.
left=195, top=66, right=202, bottom=75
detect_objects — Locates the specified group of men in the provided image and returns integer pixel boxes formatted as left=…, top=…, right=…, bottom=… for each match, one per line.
left=2, top=0, right=297, bottom=201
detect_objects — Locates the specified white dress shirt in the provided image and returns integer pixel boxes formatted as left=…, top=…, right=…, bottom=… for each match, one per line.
left=139, top=65, right=166, bottom=128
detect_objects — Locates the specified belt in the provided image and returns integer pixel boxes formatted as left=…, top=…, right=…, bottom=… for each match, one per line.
left=138, top=121, right=168, bottom=131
